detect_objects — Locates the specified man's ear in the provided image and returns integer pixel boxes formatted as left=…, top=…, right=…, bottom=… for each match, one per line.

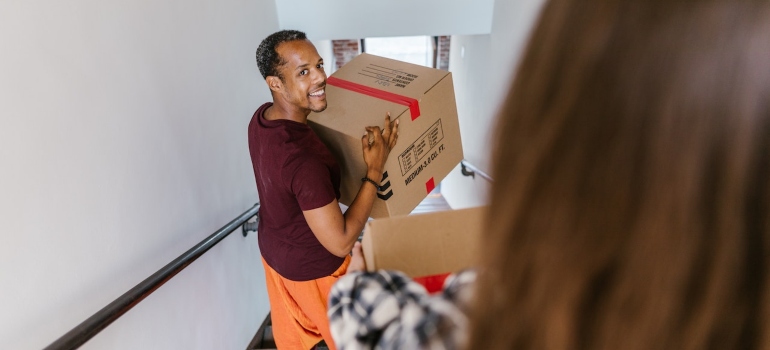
left=266, top=76, right=283, bottom=93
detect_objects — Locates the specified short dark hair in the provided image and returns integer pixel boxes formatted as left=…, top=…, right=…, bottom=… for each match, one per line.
left=256, top=30, right=307, bottom=80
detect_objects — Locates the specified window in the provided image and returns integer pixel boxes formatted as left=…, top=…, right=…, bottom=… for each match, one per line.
left=363, top=36, right=434, bottom=68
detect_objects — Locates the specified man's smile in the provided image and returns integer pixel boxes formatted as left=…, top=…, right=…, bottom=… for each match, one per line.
left=309, top=86, right=325, bottom=97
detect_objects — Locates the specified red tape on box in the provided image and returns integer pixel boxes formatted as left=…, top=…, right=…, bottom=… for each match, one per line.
left=327, top=76, right=421, bottom=121
left=426, top=177, right=436, bottom=194
left=413, top=272, right=451, bottom=294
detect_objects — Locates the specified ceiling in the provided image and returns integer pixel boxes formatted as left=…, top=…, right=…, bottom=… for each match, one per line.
left=274, top=0, right=495, bottom=40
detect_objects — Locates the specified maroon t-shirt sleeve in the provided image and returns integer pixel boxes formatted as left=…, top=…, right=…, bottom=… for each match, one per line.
left=284, top=155, right=337, bottom=211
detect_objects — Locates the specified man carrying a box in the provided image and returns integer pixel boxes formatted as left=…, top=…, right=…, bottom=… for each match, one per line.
left=249, top=30, right=398, bottom=349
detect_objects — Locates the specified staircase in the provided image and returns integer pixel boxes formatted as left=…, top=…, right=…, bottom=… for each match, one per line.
left=246, top=312, right=329, bottom=350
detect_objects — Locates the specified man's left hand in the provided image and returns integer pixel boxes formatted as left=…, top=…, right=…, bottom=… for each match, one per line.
left=347, top=241, right=366, bottom=273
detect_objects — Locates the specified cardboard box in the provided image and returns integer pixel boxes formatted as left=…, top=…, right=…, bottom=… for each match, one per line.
left=309, top=53, right=463, bottom=218
left=361, top=207, right=486, bottom=279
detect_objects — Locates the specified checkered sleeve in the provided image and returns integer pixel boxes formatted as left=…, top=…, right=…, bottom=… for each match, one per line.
left=328, top=269, right=476, bottom=350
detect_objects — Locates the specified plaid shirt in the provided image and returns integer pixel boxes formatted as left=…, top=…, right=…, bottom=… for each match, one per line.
left=328, top=270, right=476, bottom=350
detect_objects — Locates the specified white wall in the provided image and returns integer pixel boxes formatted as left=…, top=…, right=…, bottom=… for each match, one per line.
left=441, top=0, right=546, bottom=209
left=311, top=39, right=336, bottom=75
left=0, top=0, right=277, bottom=349
left=276, top=0, right=495, bottom=39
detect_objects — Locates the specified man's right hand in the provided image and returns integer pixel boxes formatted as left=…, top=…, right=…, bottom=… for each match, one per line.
left=361, top=112, right=399, bottom=179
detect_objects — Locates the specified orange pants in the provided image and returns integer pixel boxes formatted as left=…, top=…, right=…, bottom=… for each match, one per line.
left=262, top=256, right=350, bottom=350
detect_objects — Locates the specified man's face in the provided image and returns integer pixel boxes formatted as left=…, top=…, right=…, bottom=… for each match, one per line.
left=274, top=40, right=327, bottom=113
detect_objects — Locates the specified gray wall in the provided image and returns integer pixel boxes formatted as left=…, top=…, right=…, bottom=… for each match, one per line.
left=442, top=0, right=546, bottom=209
left=0, top=0, right=277, bottom=348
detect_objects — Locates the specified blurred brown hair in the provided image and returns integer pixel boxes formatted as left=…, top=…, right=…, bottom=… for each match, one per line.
left=470, top=1, right=770, bottom=349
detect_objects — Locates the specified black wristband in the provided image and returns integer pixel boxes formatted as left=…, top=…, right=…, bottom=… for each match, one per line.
left=361, top=176, right=381, bottom=191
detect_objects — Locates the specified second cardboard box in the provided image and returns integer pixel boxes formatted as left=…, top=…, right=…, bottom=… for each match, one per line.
left=361, top=206, right=486, bottom=280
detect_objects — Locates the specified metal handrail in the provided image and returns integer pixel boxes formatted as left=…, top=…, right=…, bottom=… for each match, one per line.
left=460, top=160, right=493, bottom=182
left=44, top=203, right=260, bottom=350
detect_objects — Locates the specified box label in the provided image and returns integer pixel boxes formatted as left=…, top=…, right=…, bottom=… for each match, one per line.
left=399, top=119, right=445, bottom=176
left=358, top=63, right=419, bottom=89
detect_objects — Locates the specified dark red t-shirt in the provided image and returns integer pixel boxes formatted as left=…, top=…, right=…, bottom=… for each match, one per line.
left=248, top=102, right=344, bottom=281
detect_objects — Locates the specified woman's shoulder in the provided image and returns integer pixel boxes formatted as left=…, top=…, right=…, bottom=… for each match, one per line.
left=329, top=269, right=477, bottom=349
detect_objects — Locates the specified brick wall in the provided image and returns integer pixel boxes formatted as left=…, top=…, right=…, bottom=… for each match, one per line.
left=332, top=39, right=360, bottom=70
left=436, top=35, right=451, bottom=71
